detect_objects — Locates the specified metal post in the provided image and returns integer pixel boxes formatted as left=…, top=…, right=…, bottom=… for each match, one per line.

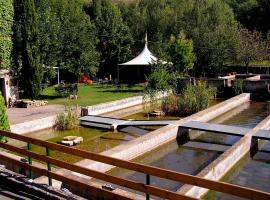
left=57, top=67, right=60, bottom=85
left=146, top=174, right=150, bottom=200
left=46, top=147, right=52, bottom=186
left=27, top=142, right=32, bottom=178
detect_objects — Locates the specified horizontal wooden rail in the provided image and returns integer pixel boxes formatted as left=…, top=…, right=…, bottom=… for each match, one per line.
left=0, top=142, right=195, bottom=200
left=1, top=130, right=270, bottom=199
left=0, top=153, right=132, bottom=200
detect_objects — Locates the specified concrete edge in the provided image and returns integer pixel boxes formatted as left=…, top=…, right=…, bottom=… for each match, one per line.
left=177, top=110, right=270, bottom=198
left=41, top=93, right=251, bottom=183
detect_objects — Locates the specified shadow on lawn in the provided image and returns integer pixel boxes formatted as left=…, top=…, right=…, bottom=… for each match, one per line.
left=39, top=94, right=62, bottom=100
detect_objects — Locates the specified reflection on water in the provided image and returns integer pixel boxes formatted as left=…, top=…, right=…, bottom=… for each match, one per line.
left=206, top=153, right=270, bottom=200
left=195, top=101, right=270, bottom=145
left=107, top=142, right=219, bottom=192
left=104, top=102, right=270, bottom=198
left=203, top=102, right=270, bottom=200
left=9, top=127, right=136, bottom=163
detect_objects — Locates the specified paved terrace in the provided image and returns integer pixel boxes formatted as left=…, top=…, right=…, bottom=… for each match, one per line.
left=7, top=105, right=65, bottom=125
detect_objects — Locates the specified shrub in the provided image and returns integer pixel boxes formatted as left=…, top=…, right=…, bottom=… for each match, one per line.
left=55, top=83, right=78, bottom=97
left=161, top=94, right=180, bottom=115
left=54, top=108, right=79, bottom=130
left=143, top=90, right=161, bottom=116
left=234, top=79, right=244, bottom=95
left=178, top=81, right=216, bottom=115
left=162, top=81, right=216, bottom=116
left=0, top=92, right=10, bottom=142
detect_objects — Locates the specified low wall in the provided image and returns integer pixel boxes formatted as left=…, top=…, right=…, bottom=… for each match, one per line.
left=81, top=96, right=143, bottom=116
left=37, top=93, right=250, bottom=185
left=10, top=115, right=56, bottom=135
left=10, top=95, right=144, bottom=134
left=177, top=113, right=270, bottom=198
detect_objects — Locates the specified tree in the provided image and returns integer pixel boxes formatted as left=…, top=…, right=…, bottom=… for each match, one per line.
left=0, top=0, right=13, bottom=69
left=37, top=0, right=99, bottom=80
left=146, top=62, right=176, bottom=93
left=169, top=32, right=195, bottom=75
left=181, top=0, right=238, bottom=76
left=235, top=27, right=268, bottom=73
left=13, top=0, right=43, bottom=99
left=87, top=0, right=133, bottom=77
left=0, top=91, right=10, bottom=142
left=120, top=0, right=239, bottom=76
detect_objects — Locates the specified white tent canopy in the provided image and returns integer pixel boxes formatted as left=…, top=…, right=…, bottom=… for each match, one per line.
left=119, top=42, right=158, bottom=66
left=117, top=34, right=168, bottom=81
left=119, top=33, right=167, bottom=66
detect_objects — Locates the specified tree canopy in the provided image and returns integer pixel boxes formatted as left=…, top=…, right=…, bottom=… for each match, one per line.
left=0, top=0, right=13, bottom=69
left=86, top=0, right=133, bottom=77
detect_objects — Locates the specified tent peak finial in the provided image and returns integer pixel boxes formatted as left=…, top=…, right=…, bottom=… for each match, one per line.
left=145, top=32, right=148, bottom=46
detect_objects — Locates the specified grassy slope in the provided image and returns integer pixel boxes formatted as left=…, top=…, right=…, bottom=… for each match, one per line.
left=41, top=84, right=144, bottom=106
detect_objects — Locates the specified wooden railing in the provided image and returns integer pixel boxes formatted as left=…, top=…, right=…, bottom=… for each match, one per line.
left=1, top=130, right=270, bottom=200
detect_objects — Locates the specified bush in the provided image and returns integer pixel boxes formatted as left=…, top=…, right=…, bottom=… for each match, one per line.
left=54, top=108, right=79, bottom=130
left=0, top=92, right=10, bottom=142
left=55, top=83, right=78, bottom=97
left=179, top=81, right=217, bottom=115
left=143, top=90, right=161, bottom=116
left=162, top=81, right=217, bottom=116
left=161, top=94, right=180, bottom=115
left=234, top=79, right=244, bottom=95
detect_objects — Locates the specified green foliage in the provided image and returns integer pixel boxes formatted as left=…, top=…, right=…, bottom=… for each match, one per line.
left=143, top=89, right=160, bottom=116
left=161, top=93, right=180, bottom=115
left=0, top=92, right=10, bottom=142
left=234, top=79, right=244, bottom=95
left=55, top=83, right=78, bottom=97
left=13, top=0, right=43, bottom=99
left=120, top=0, right=239, bottom=76
left=162, top=81, right=217, bottom=116
left=0, top=0, right=13, bottom=69
left=37, top=0, right=99, bottom=79
left=144, top=62, right=176, bottom=115
left=169, top=32, right=195, bottom=75
left=179, top=81, right=217, bottom=115
left=226, top=0, right=270, bottom=35
left=87, top=0, right=133, bottom=76
left=235, top=26, right=268, bottom=72
left=54, top=108, right=78, bottom=130
left=145, top=62, right=176, bottom=93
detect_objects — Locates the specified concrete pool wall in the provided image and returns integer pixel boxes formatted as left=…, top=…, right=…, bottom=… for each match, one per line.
left=177, top=111, right=270, bottom=198
left=10, top=96, right=144, bottom=134
left=46, top=93, right=251, bottom=184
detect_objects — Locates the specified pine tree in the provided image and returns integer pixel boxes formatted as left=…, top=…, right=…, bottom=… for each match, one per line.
left=0, top=92, right=10, bottom=142
left=18, top=0, right=43, bottom=99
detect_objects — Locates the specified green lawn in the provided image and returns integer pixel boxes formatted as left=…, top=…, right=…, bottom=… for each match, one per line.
left=40, top=84, right=144, bottom=106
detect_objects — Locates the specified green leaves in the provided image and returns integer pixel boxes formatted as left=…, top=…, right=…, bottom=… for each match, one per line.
left=37, top=0, right=99, bottom=78
left=89, top=0, right=133, bottom=75
left=169, top=32, right=195, bottom=75
left=0, top=0, right=13, bottom=69
left=0, top=91, right=10, bottom=142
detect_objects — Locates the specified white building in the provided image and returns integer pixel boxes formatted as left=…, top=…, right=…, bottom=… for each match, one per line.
left=0, top=69, right=18, bottom=105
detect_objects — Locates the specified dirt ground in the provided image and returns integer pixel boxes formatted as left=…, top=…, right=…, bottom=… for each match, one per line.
left=7, top=105, right=66, bottom=125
